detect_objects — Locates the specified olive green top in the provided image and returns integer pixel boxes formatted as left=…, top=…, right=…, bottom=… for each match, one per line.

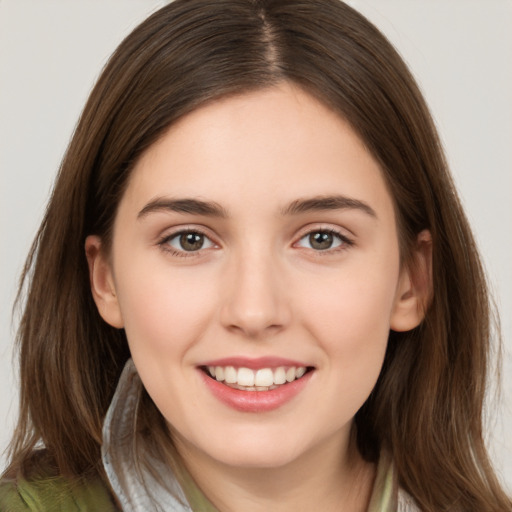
left=0, top=473, right=119, bottom=511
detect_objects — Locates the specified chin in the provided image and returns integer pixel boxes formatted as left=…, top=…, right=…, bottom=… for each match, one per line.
left=211, top=445, right=304, bottom=470
left=192, top=428, right=318, bottom=471
left=170, top=424, right=303, bottom=471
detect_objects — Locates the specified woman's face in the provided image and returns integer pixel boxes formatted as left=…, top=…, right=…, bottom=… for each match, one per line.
left=88, top=83, right=423, bottom=472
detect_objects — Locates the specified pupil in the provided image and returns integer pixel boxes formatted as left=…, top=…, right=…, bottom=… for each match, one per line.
left=180, top=233, right=203, bottom=251
left=310, top=232, right=333, bottom=250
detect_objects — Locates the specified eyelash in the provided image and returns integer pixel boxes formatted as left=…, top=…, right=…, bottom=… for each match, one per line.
left=157, top=227, right=354, bottom=258
left=294, top=228, right=354, bottom=255
left=158, top=228, right=215, bottom=258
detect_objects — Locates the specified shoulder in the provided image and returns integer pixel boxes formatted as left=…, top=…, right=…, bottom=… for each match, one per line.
left=0, top=472, right=120, bottom=512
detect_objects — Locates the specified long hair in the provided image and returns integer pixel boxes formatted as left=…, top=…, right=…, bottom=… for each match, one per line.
left=6, top=1, right=510, bottom=510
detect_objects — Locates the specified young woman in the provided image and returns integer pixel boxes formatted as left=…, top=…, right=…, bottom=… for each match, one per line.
left=1, top=0, right=510, bottom=510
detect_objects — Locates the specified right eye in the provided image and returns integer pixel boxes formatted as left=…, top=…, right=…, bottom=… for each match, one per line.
left=161, top=230, right=215, bottom=255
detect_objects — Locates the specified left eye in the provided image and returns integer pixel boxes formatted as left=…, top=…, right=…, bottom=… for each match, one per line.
left=165, top=231, right=215, bottom=252
left=296, top=230, right=346, bottom=251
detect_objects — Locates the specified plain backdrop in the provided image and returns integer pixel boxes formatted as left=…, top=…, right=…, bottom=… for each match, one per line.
left=1, top=0, right=511, bottom=491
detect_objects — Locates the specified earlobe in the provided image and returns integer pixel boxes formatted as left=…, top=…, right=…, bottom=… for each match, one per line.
left=390, top=230, right=433, bottom=332
left=85, top=235, right=124, bottom=329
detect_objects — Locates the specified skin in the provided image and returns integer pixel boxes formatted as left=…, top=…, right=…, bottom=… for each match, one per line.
left=87, top=83, right=430, bottom=512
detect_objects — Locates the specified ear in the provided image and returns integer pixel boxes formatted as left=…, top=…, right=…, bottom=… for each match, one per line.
left=85, top=235, right=124, bottom=328
left=390, top=230, right=433, bottom=332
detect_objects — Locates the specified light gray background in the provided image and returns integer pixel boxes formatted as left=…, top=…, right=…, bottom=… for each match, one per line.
left=1, top=0, right=511, bottom=491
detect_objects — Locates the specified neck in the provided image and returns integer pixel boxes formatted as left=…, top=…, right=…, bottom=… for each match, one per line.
left=174, top=428, right=376, bottom=512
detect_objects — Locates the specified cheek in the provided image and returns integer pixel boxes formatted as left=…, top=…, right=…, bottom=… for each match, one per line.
left=113, top=257, right=217, bottom=358
left=300, top=259, right=399, bottom=380
left=305, top=263, right=397, bottom=333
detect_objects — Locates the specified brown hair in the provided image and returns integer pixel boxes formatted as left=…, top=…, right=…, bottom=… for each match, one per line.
left=6, top=0, right=510, bottom=510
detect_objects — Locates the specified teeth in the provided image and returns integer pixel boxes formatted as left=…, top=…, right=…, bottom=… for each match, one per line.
left=237, top=367, right=255, bottom=387
left=206, top=365, right=308, bottom=389
left=224, top=366, right=237, bottom=383
left=274, top=367, right=286, bottom=385
left=215, top=366, right=224, bottom=381
left=255, top=368, right=273, bottom=387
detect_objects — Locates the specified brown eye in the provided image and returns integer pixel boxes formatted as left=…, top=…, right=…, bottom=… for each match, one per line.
left=179, top=232, right=205, bottom=251
left=309, top=232, right=335, bottom=250
left=296, top=230, right=348, bottom=251
left=165, top=231, right=215, bottom=253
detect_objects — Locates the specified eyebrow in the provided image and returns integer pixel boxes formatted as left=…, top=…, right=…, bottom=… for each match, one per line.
left=138, top=194, right=377, bottom=220
left=138, top=197, right=228, bottom=219
left=281, top=195, right=377, bottom=218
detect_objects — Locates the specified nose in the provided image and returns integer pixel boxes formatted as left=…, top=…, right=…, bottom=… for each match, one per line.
left=219, top=249, right=291, bottom=339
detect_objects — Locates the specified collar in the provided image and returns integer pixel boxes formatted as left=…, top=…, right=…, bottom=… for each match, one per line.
left=102, top=359, right=197, bottom=511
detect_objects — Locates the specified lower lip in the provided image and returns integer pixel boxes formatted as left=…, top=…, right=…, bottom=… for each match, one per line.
left=200, top=370, right=313, bottom=413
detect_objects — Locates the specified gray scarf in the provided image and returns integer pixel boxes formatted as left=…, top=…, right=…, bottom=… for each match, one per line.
left=102, top=359, right=193, bottom=512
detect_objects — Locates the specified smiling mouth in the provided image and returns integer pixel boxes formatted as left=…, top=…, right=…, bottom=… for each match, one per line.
left=201, top=365, right=314, bottom=392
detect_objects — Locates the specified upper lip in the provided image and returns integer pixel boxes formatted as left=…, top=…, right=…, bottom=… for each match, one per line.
left=198, top=356, right=311, bottom=370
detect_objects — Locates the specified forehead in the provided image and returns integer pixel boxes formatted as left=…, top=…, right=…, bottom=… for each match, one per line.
left=120, top=83, right=394, bottom=221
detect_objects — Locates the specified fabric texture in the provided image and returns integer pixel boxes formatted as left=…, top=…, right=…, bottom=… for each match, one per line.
left=0, top=472, right=119, bottom=511
left=101, top=359, right=199, bottom=512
